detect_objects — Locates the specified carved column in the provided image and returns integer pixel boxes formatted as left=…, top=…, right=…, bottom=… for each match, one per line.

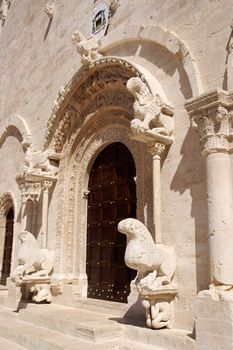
left=186, top=89, right=233, bottom=292
left=126, top=76, right=174, bottom=244
left=147, top=142, right=166, bottom=244
left=42, top=180, right=53, bottom=248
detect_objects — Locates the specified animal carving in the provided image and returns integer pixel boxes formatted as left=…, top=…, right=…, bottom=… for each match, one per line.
left=72, top=30, right=103, bottom=65
left=12, top=231, right=54, bottom=282
left=126, top=77, right=174, bottom=138
left=117, top=218, right=176, bottom=284
left=24, top=146, right=54, bottom=174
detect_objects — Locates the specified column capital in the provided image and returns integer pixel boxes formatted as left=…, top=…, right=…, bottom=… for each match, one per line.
left=186, top=88, right=233, bottom=156
left=147, top=142, right=166, bottom=158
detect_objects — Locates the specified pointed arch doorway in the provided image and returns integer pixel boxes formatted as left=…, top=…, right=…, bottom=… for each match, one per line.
left=86, top=142, right=137, bottom=303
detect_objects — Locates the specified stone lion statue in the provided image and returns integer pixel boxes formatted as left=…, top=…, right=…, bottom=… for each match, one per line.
left=118, top=218, right=176, bottom=284
left=126, top=77, right=174, bottom=138
left=12, top=231, right=55, bottom=282
left=72, top=30, right=103, bottom=65
left=118, top=218, right=177, bottom=329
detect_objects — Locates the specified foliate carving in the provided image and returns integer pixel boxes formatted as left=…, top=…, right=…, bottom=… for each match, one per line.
left=53, top=106, right=78, bottom=152
left=191, top=106, right=230, bottom=156
left=44, top=0, right=55, bottom=18
left=0, top=192, right=14, bottom=218
left=19, top=181, right=42, bottom=202
left=147, top=142, right=166, bottom=157
left=118, top=218, right=178, bottom=329
left=186, top=88, right=233, bottom=156
left=72, top=30, right=103, bottom=65
left=126, top=77, right=174, bottom=145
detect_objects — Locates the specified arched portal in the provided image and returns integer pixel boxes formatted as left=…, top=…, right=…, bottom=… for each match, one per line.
left=86, top=142, right=137, bottom=302
left=1, top=207, right=14, bottom=285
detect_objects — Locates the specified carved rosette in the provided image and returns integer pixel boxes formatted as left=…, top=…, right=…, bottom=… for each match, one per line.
left=186, top=89, right=233, bottom=157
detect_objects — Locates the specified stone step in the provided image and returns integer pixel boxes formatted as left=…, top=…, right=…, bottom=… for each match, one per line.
left=72, top=297, right=128, bottom=317
left=122, top=323, right=196, bottom=350
left=0, top=336, right=28, bottom=350
left=18, top=303, right=122, bottom=342
left=0, top=316, right=121, bottom=350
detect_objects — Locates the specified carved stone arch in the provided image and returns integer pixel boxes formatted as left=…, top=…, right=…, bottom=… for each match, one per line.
left=43, top=56, right=172, bottom=153
left=0, top=114, right=32, bottom=149
left=54, top=112, right=148, bottom=285
left=101, top=24, right=203, bottom=97
left=0, top=191, right=16, bottom=218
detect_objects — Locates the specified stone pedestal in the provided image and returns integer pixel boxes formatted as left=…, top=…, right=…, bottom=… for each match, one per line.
left=196, top=293, right=233, bottom=350
left=20, top=276, right=52, bottom=303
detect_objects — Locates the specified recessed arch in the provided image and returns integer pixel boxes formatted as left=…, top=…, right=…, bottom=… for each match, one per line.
left=0, top=114, right=32, bottom=149
left=101, top=24, right=203, bottom=97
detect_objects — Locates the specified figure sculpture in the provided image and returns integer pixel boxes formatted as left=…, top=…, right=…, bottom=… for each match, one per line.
left=12, top=231, right=54, bottom=281
left=126, top=77, right=174, bottom=139
left=72, top=30, right=103, bottom=65
left=24, top=146, right=56, bottom=175
left=118, top=218, right=177, bottom=329
left=11, top=231, right=54, bottom=303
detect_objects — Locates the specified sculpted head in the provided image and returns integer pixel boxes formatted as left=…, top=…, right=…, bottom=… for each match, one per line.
left=118, top=218, right=145, bottom=238
left=18, top=230, right=37, bottom=246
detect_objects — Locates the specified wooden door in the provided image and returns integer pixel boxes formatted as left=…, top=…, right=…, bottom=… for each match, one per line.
left=86, top=142, right=137, bottom=303
left=1, top=208, right=14, bottom=285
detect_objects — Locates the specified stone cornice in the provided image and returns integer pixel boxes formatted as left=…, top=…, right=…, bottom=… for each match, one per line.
left=185, top=88, right=233, bottom=114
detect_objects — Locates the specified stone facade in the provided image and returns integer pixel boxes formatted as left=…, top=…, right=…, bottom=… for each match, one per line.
left=0, top=0, right=233, bottom=348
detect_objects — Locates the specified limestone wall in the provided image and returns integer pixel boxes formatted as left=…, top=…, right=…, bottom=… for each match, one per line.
left=0, top=0, right=232, bottom=331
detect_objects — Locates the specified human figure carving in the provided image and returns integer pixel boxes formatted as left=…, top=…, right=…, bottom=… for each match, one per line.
left=12, top=231, right=55, bottom=282
left=72, top=30, right=103, bottom=65
left=126, top=77, right=174, bottom=138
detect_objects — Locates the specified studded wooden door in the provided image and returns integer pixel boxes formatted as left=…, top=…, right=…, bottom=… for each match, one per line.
left=86, top=142, right=137, bottom=303
left=1, top=208, right=14, bottom=285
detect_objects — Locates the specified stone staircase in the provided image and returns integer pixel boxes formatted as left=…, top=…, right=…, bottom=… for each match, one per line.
left=0, top=294, right=195, bottom=350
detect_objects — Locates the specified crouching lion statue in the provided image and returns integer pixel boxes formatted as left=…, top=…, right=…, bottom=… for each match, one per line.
left=12, top=231, right=54, bottom=282
left=11, top=231, right=55, bottom=303
left=118, top=218, right=178, bottom=329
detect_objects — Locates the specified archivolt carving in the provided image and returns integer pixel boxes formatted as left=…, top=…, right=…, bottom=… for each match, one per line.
left=0, top=191, right=16, bottom=218
left=55, top=115, right=146, bottom=277
left=43, top=57, right=168, bottom=151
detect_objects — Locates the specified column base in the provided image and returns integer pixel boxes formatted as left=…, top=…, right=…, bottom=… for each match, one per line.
left=196, top=292, right=233, bottom=350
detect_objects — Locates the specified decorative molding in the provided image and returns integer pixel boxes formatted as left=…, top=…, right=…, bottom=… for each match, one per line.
left=0, top=114, right=32, bottom=150
left=43, top=56, right=169, bottom=151
left=186, top=89, right=233, bottom=156
left=0, top=191, right=15, bottom=218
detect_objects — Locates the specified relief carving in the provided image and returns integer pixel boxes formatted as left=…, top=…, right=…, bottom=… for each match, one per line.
left=191, top=106, right=231, bottom=156
left=126, top=77, right=174, bottom=144
left=72, top=30, right=103, bottom=65
left=118, top=218, right=178, bottom=329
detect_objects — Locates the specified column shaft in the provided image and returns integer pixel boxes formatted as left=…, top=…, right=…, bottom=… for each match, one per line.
left=206, top=152, right=233, bottom=285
